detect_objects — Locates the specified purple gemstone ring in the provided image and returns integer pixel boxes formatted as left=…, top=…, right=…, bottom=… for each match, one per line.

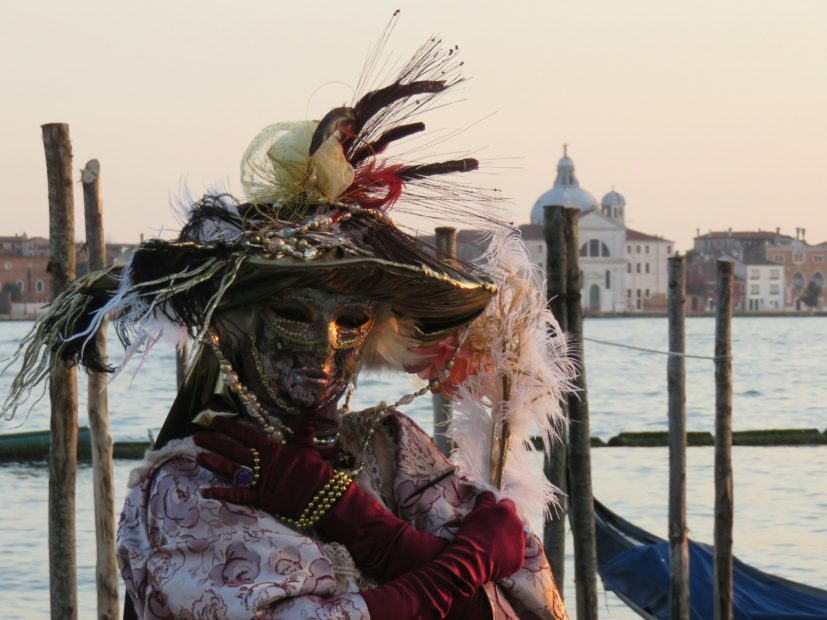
left=234, top=465, right=256, bottom=489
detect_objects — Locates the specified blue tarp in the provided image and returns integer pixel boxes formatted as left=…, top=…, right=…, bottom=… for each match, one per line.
left=595, top=500, right=827, bottom=619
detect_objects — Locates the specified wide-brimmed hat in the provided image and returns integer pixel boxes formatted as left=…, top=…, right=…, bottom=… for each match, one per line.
left=5, top=34, right=500, bottom=408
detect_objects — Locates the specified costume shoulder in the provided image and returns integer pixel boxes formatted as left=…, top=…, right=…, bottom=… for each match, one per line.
left=117, top=437, right=359, bottom=618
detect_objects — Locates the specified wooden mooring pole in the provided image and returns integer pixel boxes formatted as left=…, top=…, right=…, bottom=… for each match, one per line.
left=667, top=254, right=689, bottom=620
left=81, top=159, right=120, bottom=620
left=432, top=226, right=457, bottom=457
left=542, top=205, right=568, bottom=589
left=176, top=341, right=189, bottom=391
left=43, top=123, right=79, bottom=620
left=564, top=208, right=598, bottom=620
left=714, top=259, right=734, bottom=620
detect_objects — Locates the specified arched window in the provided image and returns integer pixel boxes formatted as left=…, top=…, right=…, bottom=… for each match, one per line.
left=813, top=272, right=825, bottom=288
left=792, top=272, right=806, bottom=290
left=601, top=242, right=610, bottom=257
left=35, top=280, right=45, bottom=293
left=580, top=243, right=588, bottom=257
left=16, top=279, right=24, bottom=293
left=589, top=239, right=600, bottom=257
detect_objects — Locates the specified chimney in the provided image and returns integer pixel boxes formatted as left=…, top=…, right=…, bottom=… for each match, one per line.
left=696, top=228, right=700, bottom=237
left=776, top=227, right=780, bottom=235
left=802, top=228, right=806, bottom=242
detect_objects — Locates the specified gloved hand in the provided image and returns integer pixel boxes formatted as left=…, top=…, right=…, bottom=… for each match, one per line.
left=319, top=482, right=448, bottom=582
left=194, top=417, right=448, bottom=581
left=359, top=492, right=526, bottom=619
left=194, top=416, right=332, bottom=519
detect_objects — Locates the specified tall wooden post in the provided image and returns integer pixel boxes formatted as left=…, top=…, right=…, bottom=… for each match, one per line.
left=564, top=208, right=598, bottom=619
left=432, top=226, right=457, bottom=456
left=176, top=341, right=189, bottom=390
left=714, top=260, right=734, bottom=620
left=542, top=205, right=568, bottom=589
left=667, top=255, right=689, bottom=620
left=43, top=123, right=79, bottom=620
left=81, top=159, right=119, bottom=620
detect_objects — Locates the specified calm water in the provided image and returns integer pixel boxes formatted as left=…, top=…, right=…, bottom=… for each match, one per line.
left=1, top=317, right=825, bottom=619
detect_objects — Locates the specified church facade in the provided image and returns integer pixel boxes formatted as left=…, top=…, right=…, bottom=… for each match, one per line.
left=528, top=148, right=674, bottom=313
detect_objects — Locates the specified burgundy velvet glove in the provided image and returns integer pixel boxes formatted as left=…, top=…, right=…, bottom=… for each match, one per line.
left=318, top=483, right=448, bottom=582
left=195, top=418, right=448, bottom=581
left=360, top=492, right=526, bottom=620
left=194, top=417, right=333, bottom=520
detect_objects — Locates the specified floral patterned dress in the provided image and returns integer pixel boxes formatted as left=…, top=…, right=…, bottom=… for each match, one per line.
left=117, top=411, right=568, bottom=619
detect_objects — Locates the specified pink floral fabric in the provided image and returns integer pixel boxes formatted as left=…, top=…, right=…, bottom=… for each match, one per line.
left=117, top=414, right=567, bottom=619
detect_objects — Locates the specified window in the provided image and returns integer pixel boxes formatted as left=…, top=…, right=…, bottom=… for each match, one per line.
left=580, top=243, right=588, bottom=257
left=35, top=280, right=45, bottom=293
left=636, top=263, right=641, bottom=273
left=750, top=284, right=759, bottom=294
left=636, top=289, right=642, bottom=298
left=749, top=268, right=760, bottom=280
left=772, top=256, right=784, bottom=263
left=601, top=242, right=610, bottom=257
left=590, top=239, right=600, bottom=257
left=793, top=272, right=805, bottom=290
left=645, top=245, right=650, bottom=254
left=667, top=246, right=672, bottom=254
left=16, top=279, right=24, bottom=293
left=815, top=255, right=824, bottom=263
left=645, top=263, right=650, bottom=274
left=769, top=284, right=780, bottom=295
left=626, top=245, right=631, bottom=254
left=770, top=269, right=780, bottom=280
left=537, top=244, right=544, bottom=253
left=627, top=289, right=631, bottom=298
left=627, top=263, right=631, bottom=273
left=3, top=262, right=10, bottom=271
left=605, top=270, right=611, bottom=289
left=814, top=272, right=825, bottom=288
left=636, top=245, right=641, bottom=254
left=645, top=288, right=650, bottom=298
left=793, top=249, right=804, bottom=264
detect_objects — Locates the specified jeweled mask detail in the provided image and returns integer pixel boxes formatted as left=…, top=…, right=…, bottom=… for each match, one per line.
left=248, top=288, right=376, bottom=410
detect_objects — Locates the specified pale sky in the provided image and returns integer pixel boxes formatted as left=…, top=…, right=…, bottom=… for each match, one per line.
left=2, top=0, right=825, bottom=251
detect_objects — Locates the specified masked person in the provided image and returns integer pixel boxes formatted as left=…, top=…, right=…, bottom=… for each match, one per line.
left=8, top=33, right=571, bottom=620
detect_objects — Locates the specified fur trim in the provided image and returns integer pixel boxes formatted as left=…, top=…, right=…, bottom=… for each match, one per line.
left=126, top=437, right=201, bottom=488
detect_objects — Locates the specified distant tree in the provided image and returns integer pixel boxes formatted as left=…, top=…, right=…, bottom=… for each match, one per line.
left=799, top=279, right=822, bottom=309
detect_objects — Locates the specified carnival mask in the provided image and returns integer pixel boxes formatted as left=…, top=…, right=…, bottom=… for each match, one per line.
left=246, top=288, right=375, bottom=413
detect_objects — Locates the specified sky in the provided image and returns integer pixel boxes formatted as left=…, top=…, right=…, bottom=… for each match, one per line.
left=1, top=0, right=826, bottom=251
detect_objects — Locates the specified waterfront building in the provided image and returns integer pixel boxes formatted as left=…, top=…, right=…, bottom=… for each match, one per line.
left=766, top=235, right=827, bottom=310
left=529, top=147, right=674, bottom=313
left=743, top=260, right=785, bottom=311
left=693, top=228, right=826, bottom=310
left=625, top=229, right=673, bottom=312
left=0, top=235, right=136, bottom=316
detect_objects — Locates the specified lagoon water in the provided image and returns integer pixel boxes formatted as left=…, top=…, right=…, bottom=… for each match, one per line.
left=1, top=317, right=826, bottom=618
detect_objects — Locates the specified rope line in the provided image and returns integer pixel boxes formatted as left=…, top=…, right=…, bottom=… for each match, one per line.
left=582, top=336, right=731, bottom=361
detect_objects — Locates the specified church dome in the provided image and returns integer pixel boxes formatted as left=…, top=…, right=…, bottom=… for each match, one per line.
left=601, top=189, right=625, bottom=209
left=530, top=147, right=599, bottom=224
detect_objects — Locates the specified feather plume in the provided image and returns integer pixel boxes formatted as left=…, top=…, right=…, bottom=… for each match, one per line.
left=447, top=230, right=576, bottom=520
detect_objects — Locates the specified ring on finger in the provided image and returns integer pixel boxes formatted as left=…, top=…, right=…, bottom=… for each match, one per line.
left=234, top=448, right=261, bottom=488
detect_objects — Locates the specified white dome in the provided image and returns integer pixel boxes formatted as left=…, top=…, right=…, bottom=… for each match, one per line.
left=530, top=148, right=598, bottom=224
left=601, top=189, right=626, bottom=209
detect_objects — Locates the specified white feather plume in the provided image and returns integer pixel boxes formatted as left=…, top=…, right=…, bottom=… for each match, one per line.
left=447, top=229, right=576, bottom=520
